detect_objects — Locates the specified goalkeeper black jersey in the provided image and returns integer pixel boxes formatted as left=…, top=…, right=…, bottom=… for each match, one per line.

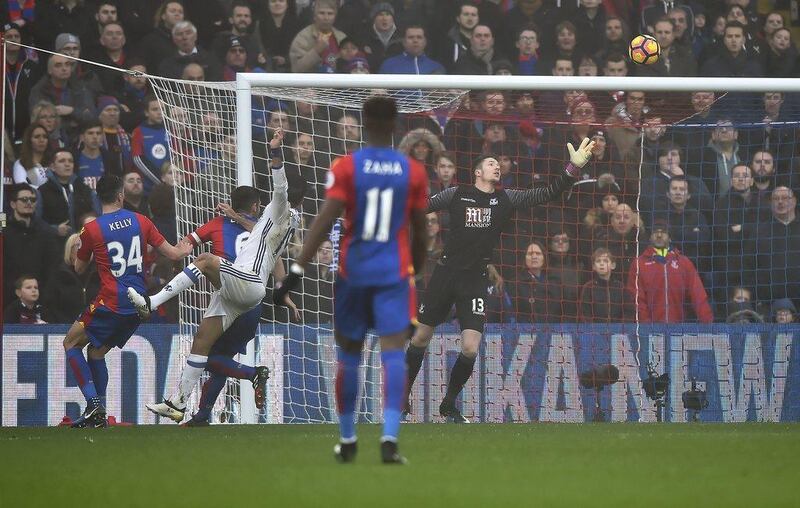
left=428, top=173, right=574, bottom=270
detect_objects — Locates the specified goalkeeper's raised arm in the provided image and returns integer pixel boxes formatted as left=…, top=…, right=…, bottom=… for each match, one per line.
left=404, top=138, right=595, bottom=424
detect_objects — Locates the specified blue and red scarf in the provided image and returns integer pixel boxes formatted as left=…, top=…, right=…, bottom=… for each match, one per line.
left=7, top=0, right=36, bottom=22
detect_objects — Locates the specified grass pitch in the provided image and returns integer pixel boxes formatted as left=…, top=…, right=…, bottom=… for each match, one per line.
left=1, top=423, right=798, bottom=508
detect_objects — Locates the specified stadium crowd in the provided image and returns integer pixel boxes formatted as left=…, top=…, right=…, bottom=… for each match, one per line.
left=3, top=0, right=799, bottom=327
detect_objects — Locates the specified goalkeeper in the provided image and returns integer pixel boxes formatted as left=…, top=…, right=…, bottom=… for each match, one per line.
left=406, top=138, right=595, bottom=423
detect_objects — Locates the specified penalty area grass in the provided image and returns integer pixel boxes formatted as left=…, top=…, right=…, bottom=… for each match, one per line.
left=0, top=423, right=797, bottom=507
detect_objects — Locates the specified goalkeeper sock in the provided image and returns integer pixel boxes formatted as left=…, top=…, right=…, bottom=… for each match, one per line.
left=207, top=355, right=256, bottom=380
left=66, top=348, right=98, bottom=402
left=335, top=348, right=361, bottom=441
left=150, top=264, right=203, bottom=310
left=405, top=344, right=426, bottom=390
left=444, top=353, right=476, bottom=404
left=194, top=373, right=227, bottom=422
left=88, top=357, right=108, bottom=408
left=380, top=349, right=406, bottom=442
left=170, top=354, right=207, bottom=409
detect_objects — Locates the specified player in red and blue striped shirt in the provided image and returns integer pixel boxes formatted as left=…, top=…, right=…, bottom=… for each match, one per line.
left=62, top=175, right=192, bottom=427
left=275, top=97, right=428, bottom=463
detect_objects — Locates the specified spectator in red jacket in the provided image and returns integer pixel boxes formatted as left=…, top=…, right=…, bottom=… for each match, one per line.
left=627, top=218, right=714, bottom=323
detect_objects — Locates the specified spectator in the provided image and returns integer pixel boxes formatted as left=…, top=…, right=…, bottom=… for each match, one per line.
left=746, top=187, right=800, bottom=305
left=75, top=120, right=115, bottom=191
left=419, top=212, right=444, bottom=287
left=751, top=149, right=777, bottom=196
left=701, top=21, right=763, bottom=77
left=335, top=38, right=369, bottom=73
left=29, top=53, right=96, bottom=144
left=674, top=91, right=717, bottom=153
left=334, top=0, right=372, bottom=40
left=744, top=92, right=797, bottom=165
left=398, top=128, right=444, bottom=179
left=212, top=2, right=266, bottom=69
left=3, top=184, right=59, bottom=305
left=605, top=90, right=646, bottom=157
left=118, top=60, right=150, bottom=132
left=131, top=95, right=170, bottom=191
left=97, top=95, right=134, bottom=177
left=55, top=33, right=103, bottom=97
left=595, top=16, right=628, bottom=64
left=627, top=219, right=714, bottom=324
left=453, top=24, right=506, bottom=75
left=513, top=24, right=539, bottom=76
left=772, top=298, right=797, bottom=324
left=42, top=232, right=99, bottom=323
left=30, top=101, right=68, bottom=151
left=158, top=20, right=222, bottom=80
left=359, top=2, right=402, bottom=71
left=636, top=17, right=697, bottom=77
left=379, top=25, right=444, bottom=75
left=37, top=149, right=98, bottom=238
left=137, top=0, right=185, bottom=74
left=3, top=22, right=41, bottom=146
left=3, top=275, right=47, bottom=324
left=430, top=151, right=457, bottom=195
left=221, top=36, right=267, bottom=80
left=572, top=0, right=607, bottom=57
left=509, top=241, right=561, bottom=323
left=661, top=175, right=711, bottom=276
left=258, top=0, right=302, bottom=72
left=547, top=230, right=585, bottom=321
left=724, top=3, right=761, bottom=57
left=485, top=263, right=513, bottom=323
left=148, top=181, right=177, bottom=243
left=593, top=203, right=641, bottom=277
left=578, top=247, right=632, bottom=323
left=687, top=118, right=743, bottom=198
left=762, top=27, right=796, bottom=78
left=300, top=238, right=335, bottom=323
left=639, top=142, right=714, bottom=220
left=12, top=123, right=49, bottom=188
left=121, top=170, right=151, bottom=217
left=32, top=0, right=91, bottom=50
left=83, top=1, right=119, bottom=55
left=289, top=0, right=347, bottom=73
left=531, top=59, right=574, bottom=119
left=539, top=20, right=578, bottom=73
left=285, top=131, right=327, bottom=218
left=641, top=0, right=693, bottom=37
left=762, top=11, right=785, bottom=41
left=91, top=22, right=128, bottom=94
left=501, top=0, right=557, bottom=57
left=577, top=55, right=599, bottom=76
left=436, top=0, right=478, bottom=71
left=712, top=164, right=767, bottom=303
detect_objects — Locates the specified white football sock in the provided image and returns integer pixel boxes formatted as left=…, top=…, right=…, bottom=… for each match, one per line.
left=151, top=264, right=203, bottom=310
left=170, top=354, right=207, bottom=409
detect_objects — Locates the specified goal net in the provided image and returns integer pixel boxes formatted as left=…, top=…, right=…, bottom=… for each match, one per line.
left=149, top=74, right=799, bottom=424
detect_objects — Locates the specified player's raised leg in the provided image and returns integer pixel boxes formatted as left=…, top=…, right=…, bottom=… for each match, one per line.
left=127, top=252, right=221, bottom=318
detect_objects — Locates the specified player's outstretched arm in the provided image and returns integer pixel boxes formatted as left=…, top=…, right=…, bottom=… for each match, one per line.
left=216, top=203, right=256, bottom=231
left=272, top=197, right=345, bottom=306
left=507, top=138, right=596, bottom=208
left=157, top=238, right=194, bottom=261
left=272, top=259, right=301, bottom=321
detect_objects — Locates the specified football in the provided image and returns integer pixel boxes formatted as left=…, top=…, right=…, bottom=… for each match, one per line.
left=629, top=34, right=660, bottom=65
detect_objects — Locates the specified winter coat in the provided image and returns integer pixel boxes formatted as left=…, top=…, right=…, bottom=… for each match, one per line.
left=2, top=216, right=59, bottom=304
left=578, top=274, right=632, bottom=323
left=36, top=170, right=99, bottom=233
left=28, top=77, right=96, bottom=144
left=379, top=52, right=445, bottom=75
left=746, top=215, right=800, bottom=303
left=4, top=52, right=42, bottom=143
left=509, top=271, right=561, bottom=323
left=627, top=246, right=714, bottom=323
left=289, top=25, right=347, bottom=73
left=359, top=26, right=404, bottom=72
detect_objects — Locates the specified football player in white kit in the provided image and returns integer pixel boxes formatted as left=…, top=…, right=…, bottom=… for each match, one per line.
left=128, top=129, right=306, bottom=422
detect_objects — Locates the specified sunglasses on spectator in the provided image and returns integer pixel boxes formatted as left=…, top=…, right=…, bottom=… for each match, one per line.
left=16, top=196, right=37, bottom=203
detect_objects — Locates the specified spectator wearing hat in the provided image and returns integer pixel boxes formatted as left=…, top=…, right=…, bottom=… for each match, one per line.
left=627, top=218, right=713, bottom=324
left=379, top=25, right=444, bottom=75
left=358, top=2, right=403, bottom=71
left=772, top=298, right=797, bottom=324
left=53, top=33, right=103, bottom=97
left=221, top=36, right=267, bottom=81
left=136, top=0, right=185, bottom=74
left=3, top=22, right=42, bottom=146
left=32, top=0, right=91, bottom=50
left=745, top=186, right=800, bottom=306
left=158, top=20, right=222, bottom=80
left=289, top=0, right=348, bottom=73
left=342, top=56, right=370, bottom=74
left=435, top=1, right=478, bottom=71
left=29, top=53, right=96, bottom=145
left=636, top=17, right=697, bottom=77
left=96, top=95, right=134, bottom=177
left=258, top=0, right=302, bottom=72
left=90, top=22, right=129, bottom=94
left=212, top=1, right=266, bottom=69
left=398, top=128, right=444, bottom=179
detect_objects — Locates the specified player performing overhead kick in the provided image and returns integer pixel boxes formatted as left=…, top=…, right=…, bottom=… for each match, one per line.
left=405, top=138, right=596, bottom=423
left=274, top=96, right=428, bottom=464
left=129, top=129, right=306, bottom=423
left=64, top=175, right=193, bottom=428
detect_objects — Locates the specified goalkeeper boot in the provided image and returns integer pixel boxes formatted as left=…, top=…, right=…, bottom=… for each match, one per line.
left=380, top=440, right=408, bottom=465
left=182, top=417, right=210, bottom=427
left=127, top=287, right=152, bottom=319
left=333, top=440, right=357, bottom=463
left=439, top=400, right=470, bottom=424
left=71, top=397, right=106, bottom=428
left=252, top=366, right=270, bottom=410
left=146, top=399, right=185, bottom=423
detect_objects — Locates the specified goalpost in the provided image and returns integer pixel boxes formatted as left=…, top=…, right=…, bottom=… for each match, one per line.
left=147, top=73, right=800, bottom=424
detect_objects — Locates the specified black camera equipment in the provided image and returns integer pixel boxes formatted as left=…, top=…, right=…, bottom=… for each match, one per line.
left=579, top=364, right=619, bottom=422
left=643, top=363, right=670, bottom=422
left=682, top=377, right=708, bottom=422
